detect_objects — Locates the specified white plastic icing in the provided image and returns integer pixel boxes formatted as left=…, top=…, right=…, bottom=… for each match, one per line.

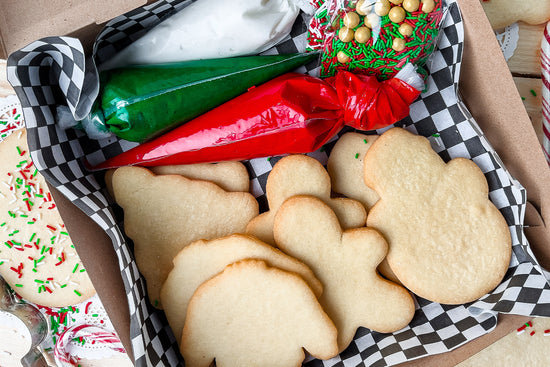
left=102, top=0, right=304, bottom=70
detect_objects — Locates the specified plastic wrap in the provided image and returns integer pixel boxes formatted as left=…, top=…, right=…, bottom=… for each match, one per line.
left=92, top=70, right=419, bottom=169
left=307, top=0, right=447, bottom=80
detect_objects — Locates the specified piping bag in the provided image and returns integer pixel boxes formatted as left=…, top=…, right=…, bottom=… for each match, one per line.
left=67, top=53, right=319, bottom=142
left=91, top=65, right=421, bottom=170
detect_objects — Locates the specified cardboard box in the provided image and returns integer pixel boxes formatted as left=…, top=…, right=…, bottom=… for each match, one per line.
left=2, top=0, right=548, bottom=365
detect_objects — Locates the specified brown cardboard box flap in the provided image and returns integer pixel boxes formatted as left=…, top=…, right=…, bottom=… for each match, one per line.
left=457, top=0, right=550, bottom=271
left=0, top=0, right=147, bottom=59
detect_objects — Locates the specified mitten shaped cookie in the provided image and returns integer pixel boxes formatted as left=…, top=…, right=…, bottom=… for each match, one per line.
left=181, top=259, right=338, bottom=367
left=111, top=166, right=258, bottom=308
left=246, top=154, right=367, bottom=245
left=364, top=128, right=511, bottom=304
left=161, top=234, right=322, bottom=344
left=274, top=195, right=415, bottom=352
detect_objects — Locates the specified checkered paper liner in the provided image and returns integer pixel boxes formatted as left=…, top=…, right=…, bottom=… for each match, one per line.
left=6, top=0, right=550, bottom=366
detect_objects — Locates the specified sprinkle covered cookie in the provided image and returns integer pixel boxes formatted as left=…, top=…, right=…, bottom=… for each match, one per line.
left=0, top=130, right=95, bottom=307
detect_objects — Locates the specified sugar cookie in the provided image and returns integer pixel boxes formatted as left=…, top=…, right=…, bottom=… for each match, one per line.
left=180, top=259, right=338, bottom=367
left=274, top=195, right=415, bottom=352
left=481, top=0, right=550, bottom=29
left=0, top=130, right=95, bottom=307
left=327, top=132, right=380, bottom=211
left=111, top=166, right=258, bottom=308
left=246, top=154, right=367, bottom=246
left=364, top=127, right=511, bottom=304
left=161, top=233, right=322, bottom=344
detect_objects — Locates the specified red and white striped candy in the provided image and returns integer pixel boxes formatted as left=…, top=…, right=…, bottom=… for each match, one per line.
left=541, top=22, right=550, bottom=164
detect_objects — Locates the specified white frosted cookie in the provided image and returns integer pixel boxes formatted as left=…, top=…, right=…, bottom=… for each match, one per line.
left=246, top=154, right=367, bottom=245
left=180, top=259, right=339, bottom=367
left=364, top=127, right=512, bottom=304
left=327, top=132, right=380, bottom=211
left=111, top=166, right=258, bottom=308
left=161, top=233, right=323, bottom=345
left=274, top=195, right=415, bottom=352
left=0, top=130, right=95, bottom=307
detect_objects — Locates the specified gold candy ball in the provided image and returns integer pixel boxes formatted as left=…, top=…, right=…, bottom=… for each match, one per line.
left=338, top=26, right=355, bottom=43
left=402, top=0, right=420, bottom=12
left=392, top=37, right=406, bottom=51
left=337, top=51, right=351, bottom=63
left=374, top=0, right=391, bottom=16
left=343, top=12, right=360, bottom=28
left=390, top=0, right=403, bottom=3
left=388, top=6, right=406, bottom=23
left=421, top=0, right=436, bottom=13
left=354, top=26, right=372, bottom=43
left=398, top=23, right=413, bottom=37
left=355, top=0, right=370, bottom=15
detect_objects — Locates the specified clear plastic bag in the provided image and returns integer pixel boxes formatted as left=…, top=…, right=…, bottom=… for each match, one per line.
left=307, top=0, right=448, bottom=79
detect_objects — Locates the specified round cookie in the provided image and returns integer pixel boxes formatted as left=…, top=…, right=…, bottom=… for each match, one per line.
left=0, top=129, right=95, bottom=307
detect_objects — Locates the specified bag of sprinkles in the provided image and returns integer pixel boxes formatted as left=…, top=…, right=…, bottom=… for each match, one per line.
left=307, top=0, right=448, bottom=80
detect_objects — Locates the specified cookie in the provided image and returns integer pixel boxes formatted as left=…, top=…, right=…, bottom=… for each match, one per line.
left=364, top=127, right=512, bottom=304
left=111, top=166, right=258, bottom=308
left=104, top=161, right=250, bottom=200
left=246, top=154, right=367, bottom=245
left=481, top=0, right=550, bottom=29
left=160, top=233, right=323, bottom=345
left=149, top=161, right=250, bottom=192
left=180, top=259, right=339, bottom=367
left=0, top=130, right=95, bottom=307
left=273, top=195, right=415, bottom=352
left=327, top=132, right=380, bottom=211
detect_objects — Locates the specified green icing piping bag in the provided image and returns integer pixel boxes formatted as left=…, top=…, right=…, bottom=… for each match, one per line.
left=81, top=53, right=319, bottom=142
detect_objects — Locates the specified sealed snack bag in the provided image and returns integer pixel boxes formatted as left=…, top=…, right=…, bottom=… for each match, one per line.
left=307, top=0, right=447, bottom=80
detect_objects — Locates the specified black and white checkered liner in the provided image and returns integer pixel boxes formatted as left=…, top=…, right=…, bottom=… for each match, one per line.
left=6, top=0, right=550, bottom=366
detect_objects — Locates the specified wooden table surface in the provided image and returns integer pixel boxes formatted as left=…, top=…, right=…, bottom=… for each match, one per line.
left=509, top=23, right=545, bottom=147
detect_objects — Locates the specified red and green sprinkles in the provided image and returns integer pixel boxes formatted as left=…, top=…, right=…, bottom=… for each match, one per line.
left=307, top=0, right=444, bottom=79
left=0, top=130, right=87, bottom=301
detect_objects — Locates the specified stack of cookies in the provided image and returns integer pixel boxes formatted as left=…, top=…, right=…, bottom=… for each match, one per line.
left=108, top=127, right=511, bottom=367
